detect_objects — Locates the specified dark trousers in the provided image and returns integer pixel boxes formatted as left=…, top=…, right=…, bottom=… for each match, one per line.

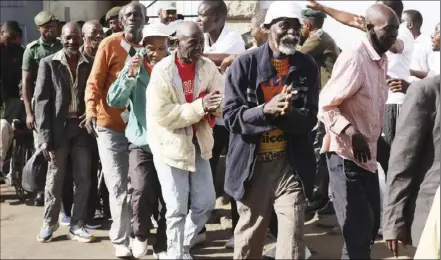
left=313, top=122, right=330, bottom=198
left=326, top=153, right=380, bottom=259
left=377, top=104, right=400, bottom=176
left=210, top=124, right=230, bottom=197
left=128, top=144, right=167, bottom=252
left=61, top=138, right=99, bottom=221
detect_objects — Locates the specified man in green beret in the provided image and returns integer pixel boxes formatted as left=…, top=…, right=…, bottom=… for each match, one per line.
left=299, top=8, right=340, bottom=217
left=21, top=10, right=62, bottom=206
left=106, top=6, right=123, bottom=34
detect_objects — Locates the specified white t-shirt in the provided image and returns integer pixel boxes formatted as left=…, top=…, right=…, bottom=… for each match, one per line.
left=204, top=26, right=246, bottom=126
left=409, top=34, right=433, bottom=82
left=427, top=51, right=440, bottom=77
left=386, top=23, right=414, bottom=105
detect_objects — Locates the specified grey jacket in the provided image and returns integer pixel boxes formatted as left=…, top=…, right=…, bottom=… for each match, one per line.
left=34, top=50, right=93, bottom=150
left=383, top=75, right=440, bottom=247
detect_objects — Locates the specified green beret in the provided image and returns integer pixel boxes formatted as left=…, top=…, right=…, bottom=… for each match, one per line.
left=34, top=11, right=57, bottom=27
left=301, top=8, right=327, bottom=20
left=106, top=6, right=122, bottom=22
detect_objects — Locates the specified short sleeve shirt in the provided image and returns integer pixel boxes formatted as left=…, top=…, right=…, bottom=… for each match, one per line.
left=203, top=26, right=245, bottom=55
left=22, top=37, right=62, bottom=74
left=386, top=23, right=414, bottom=104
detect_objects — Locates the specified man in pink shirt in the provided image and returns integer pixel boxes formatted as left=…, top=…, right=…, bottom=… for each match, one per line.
left=318, top=4, right=400, bottom=259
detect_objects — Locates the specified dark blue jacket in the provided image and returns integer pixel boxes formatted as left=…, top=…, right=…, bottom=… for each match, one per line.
left=222, top=42, right=319, bottom=201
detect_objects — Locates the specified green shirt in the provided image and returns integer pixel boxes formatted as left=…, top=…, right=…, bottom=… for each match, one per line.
left=22, top=37, right=62, bottom=74
left=299, top=29, right=340, bottom=89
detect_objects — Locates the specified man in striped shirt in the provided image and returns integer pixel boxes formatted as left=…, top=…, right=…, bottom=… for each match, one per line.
left=317, top=4, right=399, bottom=259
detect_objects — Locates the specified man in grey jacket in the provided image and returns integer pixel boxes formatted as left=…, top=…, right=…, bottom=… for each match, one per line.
left=34, top=22, right=94, bottom=243
left=383, top=75, right=440, bottom=258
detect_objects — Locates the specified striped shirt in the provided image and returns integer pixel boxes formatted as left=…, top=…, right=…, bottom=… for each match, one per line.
left=318, top=38, right=388, bottom=173
left=52, top=50, right=89, bottom=117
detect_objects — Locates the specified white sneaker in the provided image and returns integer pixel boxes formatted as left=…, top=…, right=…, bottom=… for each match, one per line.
left=115, top=244, right=132, bottom=258
left=190, top=232, right=206, bottom=248
left=183, top=253, right=193, bottom=259
left=153, top=251, right=167, bottom=259
left=132, top=237, right=148, bottom=259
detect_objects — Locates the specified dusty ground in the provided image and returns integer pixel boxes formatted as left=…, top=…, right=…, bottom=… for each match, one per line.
left=0, top=184, right=415, bottom=259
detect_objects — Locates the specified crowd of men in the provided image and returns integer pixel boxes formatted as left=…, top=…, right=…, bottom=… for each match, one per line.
left=0, top=0, right=439, bottom=259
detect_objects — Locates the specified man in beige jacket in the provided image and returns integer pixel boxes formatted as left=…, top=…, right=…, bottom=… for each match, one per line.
left=146, top=21, right=224, bottom=259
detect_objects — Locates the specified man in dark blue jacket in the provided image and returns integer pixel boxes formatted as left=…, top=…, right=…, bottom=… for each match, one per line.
left=222, top=1, right=319, bottom=259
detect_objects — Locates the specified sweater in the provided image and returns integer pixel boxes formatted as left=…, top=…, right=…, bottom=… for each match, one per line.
left=85, top=32, right=144, bottom=132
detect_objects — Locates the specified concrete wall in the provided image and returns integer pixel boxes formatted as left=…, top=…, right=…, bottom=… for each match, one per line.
left=43, top=1, right=113, bottom=22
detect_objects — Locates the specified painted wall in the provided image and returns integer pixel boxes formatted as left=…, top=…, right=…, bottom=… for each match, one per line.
left=43, top=1, right=112, bottom=23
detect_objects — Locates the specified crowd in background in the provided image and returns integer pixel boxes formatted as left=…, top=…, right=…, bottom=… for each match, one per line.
left=0, top=0, right=439, bottom=259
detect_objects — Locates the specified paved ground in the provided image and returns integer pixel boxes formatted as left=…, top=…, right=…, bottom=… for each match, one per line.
left=1, top=184, right=415, bottom=259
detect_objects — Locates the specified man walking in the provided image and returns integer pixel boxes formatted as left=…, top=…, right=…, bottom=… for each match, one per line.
left=223, top=2, right=319, bottom=258
left=383, top=75, right=440, bottom=258
left=146, top=21, right=223, bottom=259
left=22, top=11, right=62, bottom=207
left=84, top=2, right=146, bottom=258
left=318, top=4, right=399, bottom=259
left=34, top=22, right=95, bottom=243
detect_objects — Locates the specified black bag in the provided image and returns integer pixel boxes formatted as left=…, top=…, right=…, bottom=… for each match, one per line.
left=21, top=149, right=47, bottom=193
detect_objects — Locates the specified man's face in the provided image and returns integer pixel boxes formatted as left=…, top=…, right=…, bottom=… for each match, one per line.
left=121, top=4, right=145, bottom=34
left=159, top=9, right=177, bottom=25
left=250, top=18, right=267, bottom=47
left=268, top=18, right=302, bottom=55
left=0, top=28, right=17, bottom=46
left=177, top=31, right=204, bottom=63
left=368, top=16, right=399, bottom=52
left=108, top=18, right=123, bottom=33
left=83, top=25, right=104, bottom=56
left=143, top=36, right=168, bottom=65
left=196, top=3, right=217, bottom=33
left=432, top=23, right=440, bottom=51
left=61, top=26, right=82, bottom=56
left=39, top=20, right=58, bottom=41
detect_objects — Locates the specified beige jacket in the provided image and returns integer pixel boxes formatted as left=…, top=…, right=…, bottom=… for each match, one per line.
left=146, top=53, right=224, bottom=172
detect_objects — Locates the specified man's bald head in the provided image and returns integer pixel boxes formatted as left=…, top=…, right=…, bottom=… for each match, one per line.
left=365, top=4, right=400, bottom=54
left=365, top=3, right=399, bottom=27
left=61, top=22, right=82, bottom=56
left=175, top=21, right=203, bottom=39
left=82, top=20, right=102, bottom=34
left=175, top=21, right=204, bottom=63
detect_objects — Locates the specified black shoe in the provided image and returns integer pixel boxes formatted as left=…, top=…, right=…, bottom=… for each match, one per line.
left=306, top=197, right=329, bottom=212
left=317, top=201, right=335, bottom=215
left=34, top=193, right=44, bottom=207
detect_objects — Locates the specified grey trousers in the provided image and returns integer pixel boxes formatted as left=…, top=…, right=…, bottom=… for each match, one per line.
left=234, top=155, right=306, bottom=259
left=43, top=119, right=91, bottom=228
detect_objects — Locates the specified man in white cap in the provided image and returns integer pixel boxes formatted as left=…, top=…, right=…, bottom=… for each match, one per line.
left=158, top=1, right=177, bottom=25
left=107, top=23, right=171, bottom=259
left=223, top=1, right=319, bottom=258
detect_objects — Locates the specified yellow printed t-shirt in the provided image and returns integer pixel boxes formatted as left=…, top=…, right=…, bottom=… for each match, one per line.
left=259, top=57, right=290, bottom=153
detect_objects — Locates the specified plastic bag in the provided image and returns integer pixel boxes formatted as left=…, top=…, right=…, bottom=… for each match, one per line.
left=21, top=149, right=47, bottom=193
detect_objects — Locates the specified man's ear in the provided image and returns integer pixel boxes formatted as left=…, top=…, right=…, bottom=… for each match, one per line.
left=260, top=24, right=270, bottom=34
left=407, top=21, right=414, bottom=30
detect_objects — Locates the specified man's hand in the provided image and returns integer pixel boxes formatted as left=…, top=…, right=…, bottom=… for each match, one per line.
left=387, top=78, right=410, bottom=93
left=386, top=239, right=408, bottom=258
left=40, top=142, right=52, bottom=162
left=220, top=55, right=236, bottom=74
left=26, top=113, right=35, bottom=130
left=79, top=113, right=86, bottom=128
left=354, top=15, right=366, bottom=30
left=306, top=0, right=323, bottom=11
left=263, top=86, right=293, bottom=115
left=84, top=117, right=98, bottom=137
left=280, top=86, right=294, bottom=116
left=128, top=55, right=142, bottom=78
left=344, top=125, right=371, bottom=163
left=202, top=91, right=223, bottom=113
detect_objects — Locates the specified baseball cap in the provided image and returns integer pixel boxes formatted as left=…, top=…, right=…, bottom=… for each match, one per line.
left=263, top=1, right=304, bottom=26
left=162, top=1, right=177, bottom=11
left=167, top=20, right=184, bottom=36
left=34, top=11, right=57, bottom=27
left=141, top=23, right=172, bottom=42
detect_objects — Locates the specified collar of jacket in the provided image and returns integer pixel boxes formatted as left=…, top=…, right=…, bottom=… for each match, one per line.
left=52, top=49, right=90, bottom=65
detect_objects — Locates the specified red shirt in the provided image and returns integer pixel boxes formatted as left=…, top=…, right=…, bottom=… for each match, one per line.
left=175, top=57, right=196, bottom=103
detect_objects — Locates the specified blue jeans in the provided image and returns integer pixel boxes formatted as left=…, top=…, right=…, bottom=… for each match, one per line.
left=96, top=126, right=130, bottom=246
left=153, top=144, right=216, bottom=259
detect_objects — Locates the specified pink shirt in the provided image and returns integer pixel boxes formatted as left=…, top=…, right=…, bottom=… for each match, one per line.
left=318, top=38, right=388, bottom=173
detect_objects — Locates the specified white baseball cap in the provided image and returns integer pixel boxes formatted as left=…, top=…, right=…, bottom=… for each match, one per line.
left=161, top=1, right=177, bottom=11
left=263, top=1, right=304, bottom=26
left=141, top=23, right=172, bottom=42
